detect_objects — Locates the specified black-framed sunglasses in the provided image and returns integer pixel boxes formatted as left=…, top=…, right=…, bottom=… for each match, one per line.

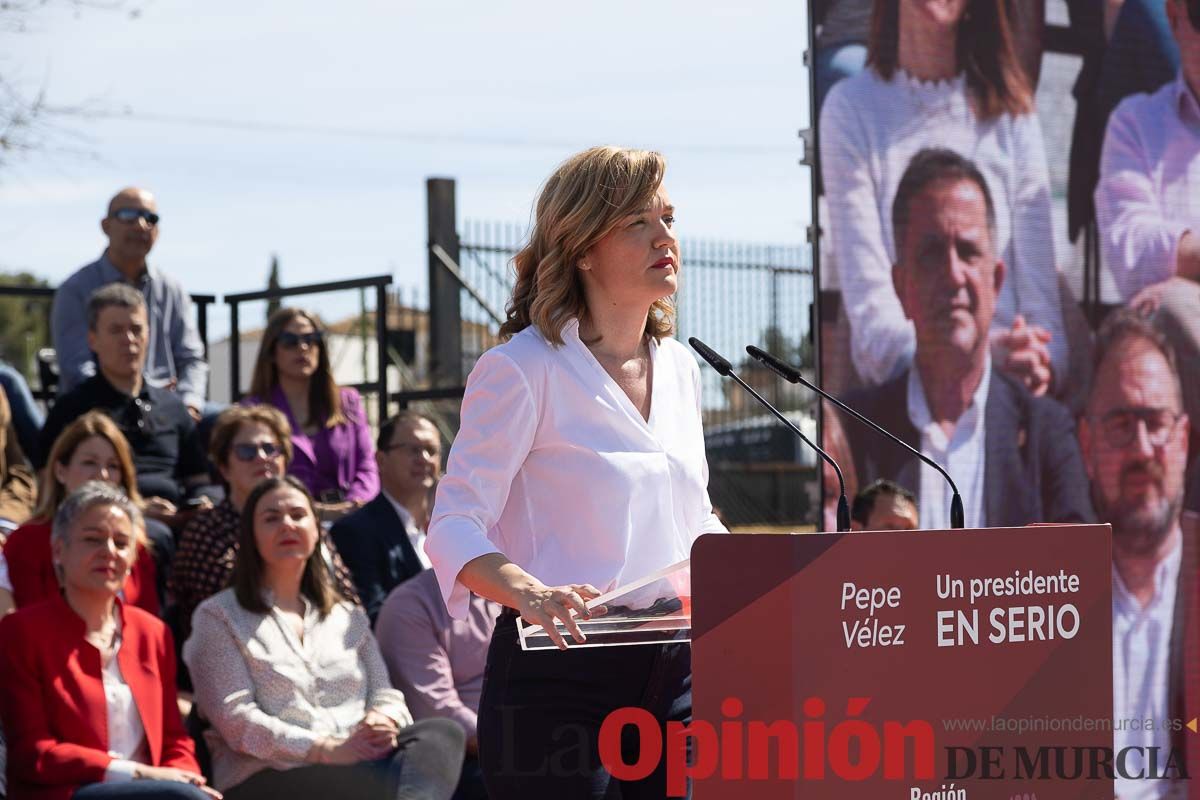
left=1088, top=406, right=1183, bottom=449
left=277, top=331, right=323, bottom=350
left=232, top=441, right=284, bottom=462
left=112, top=207, right=160, bottom=226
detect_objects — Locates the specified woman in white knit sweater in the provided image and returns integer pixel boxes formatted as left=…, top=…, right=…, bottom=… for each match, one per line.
left=820, top=0, right=1066, bottom=395
left=184, top=476, right=464, bottom=799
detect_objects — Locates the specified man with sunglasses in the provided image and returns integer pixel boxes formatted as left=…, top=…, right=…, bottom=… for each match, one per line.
left=51, top=187, right=208, bottom=419
left=1096, top=0, right=1200, bottom=432
left=1078, top=307, right=1198, bottom=799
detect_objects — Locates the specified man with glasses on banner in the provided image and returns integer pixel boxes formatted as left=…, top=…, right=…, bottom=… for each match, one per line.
left=51, top=187, right=209, bottom=420
left=1096, top=0, right=1200, bottom=432
left=1078, top=307, right=1198, bottom=800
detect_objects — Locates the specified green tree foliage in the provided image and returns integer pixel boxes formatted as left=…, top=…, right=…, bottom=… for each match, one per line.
left=759, top=324, right=813, bottom=370
left=0, top=271, right=52, bottom=380
left=266, top=254, right=282, bottom=318
left=752, top=324, right=815, bottom=414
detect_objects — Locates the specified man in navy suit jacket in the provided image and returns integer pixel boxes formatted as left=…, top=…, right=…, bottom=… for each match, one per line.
left=840, top=148, right=1093, bottom=528
left=331, top=412, right=442, bottom=624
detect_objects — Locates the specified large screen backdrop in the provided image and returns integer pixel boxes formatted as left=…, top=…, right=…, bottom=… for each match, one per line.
left=811, top=0, right=1199, bottom=795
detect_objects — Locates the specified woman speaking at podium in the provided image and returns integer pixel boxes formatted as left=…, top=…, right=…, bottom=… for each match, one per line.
left=426, top=145, right=726, bottom=798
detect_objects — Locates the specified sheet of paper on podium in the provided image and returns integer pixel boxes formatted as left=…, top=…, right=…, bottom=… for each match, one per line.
left=517, top=558, right=691, bottom=651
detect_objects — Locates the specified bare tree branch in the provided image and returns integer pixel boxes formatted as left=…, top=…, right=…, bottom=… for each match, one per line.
left=0, top=0, right=140, bottom=174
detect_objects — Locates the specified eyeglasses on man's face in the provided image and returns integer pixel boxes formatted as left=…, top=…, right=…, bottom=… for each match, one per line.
left=111, top=207, right=160, bottom=226
left=277, top=331, right=323, bottom=350
left=1090, top=406, right=1183, bottom=449
left=380, top=442, right=440, bottom=459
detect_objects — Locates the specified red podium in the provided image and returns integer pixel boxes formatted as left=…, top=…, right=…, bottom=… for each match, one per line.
left=691, top=526, right=1116, bottom=799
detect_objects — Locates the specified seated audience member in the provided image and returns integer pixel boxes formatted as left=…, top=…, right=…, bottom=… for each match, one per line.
left=331, top=412, right=440, bottom=624
left=376, top=570, right=499, bottom=800
left=820, top=0, right=1066, bottom=396
left=184, top=476, right=464, bottom=798
left=38, top=284, right=209, bottom=511
left=0, top=482, right=214, bottom=799
left=1095, top=0, right=1200, bottom=426
left=841, top=149, right=1094, bottom=529
left=244, top=308, right=379, bottom=519
left=850, top=479, right=919, bottom=531
left=1077, top=307, right=1197, bottom=797
left=51, top=187, right=209, bottom=418
left=0, top=358, right=43, bottom=466
left=171, top=406, right=359, bottom=648
left=5, top=412, right=160, bottom=615
left=0, top=386, right=35, bottom=537
left=1065, top=0, right=1178, bottom=244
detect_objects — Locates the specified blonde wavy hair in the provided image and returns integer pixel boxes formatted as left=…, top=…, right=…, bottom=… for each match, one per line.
left=499, top=146, right=676, bottom=345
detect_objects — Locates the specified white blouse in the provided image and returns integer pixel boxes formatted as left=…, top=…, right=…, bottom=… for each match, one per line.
left=184, top=588, right=409, bottom=790
left=426, top=319, right=727, bottom=620
left=102, top=621, right=150, bottom=782
left=820, top=67, right=1067, bottom=386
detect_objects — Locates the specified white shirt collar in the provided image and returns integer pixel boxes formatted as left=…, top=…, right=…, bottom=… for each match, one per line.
left=383, top=490, right=433, bottom=569
left=382, top=490, right=419, bottom=532
left=907, top=355, right=992, bottom=435
left=1112, top=527, right=1183, bottom=617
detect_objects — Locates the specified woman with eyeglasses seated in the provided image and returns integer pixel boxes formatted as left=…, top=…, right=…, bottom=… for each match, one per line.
left=172, top=406, right=359, bottom=650
left=0, top=482, right=217, bottom=800
left=3, top=411, right=161, bottom=615
left=243, top=308, right=379, bottom=522
left=184, top=476, right=464, bottom=799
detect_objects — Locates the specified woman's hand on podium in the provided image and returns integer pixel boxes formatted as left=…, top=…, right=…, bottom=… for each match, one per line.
left=457, top=554, right=602, bottom=650
left=513, top=581, right=602, bottom=650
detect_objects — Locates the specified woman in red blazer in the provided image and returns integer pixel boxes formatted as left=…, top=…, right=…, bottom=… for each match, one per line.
left=3, top=413, right=158, bottom=615
left=0, top=482, right=217, bottom=800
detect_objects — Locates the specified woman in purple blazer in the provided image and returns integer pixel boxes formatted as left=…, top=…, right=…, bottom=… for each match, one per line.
left=244, top=308, right=379, bottom=519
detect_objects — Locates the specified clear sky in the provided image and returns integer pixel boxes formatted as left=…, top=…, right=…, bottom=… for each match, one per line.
left=0, top=0, right=812, bottom=338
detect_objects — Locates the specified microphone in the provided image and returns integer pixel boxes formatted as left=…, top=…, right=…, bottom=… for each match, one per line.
left=689, top=337, right=851, bottom=532
left=745, top=344, right=965, bottom=529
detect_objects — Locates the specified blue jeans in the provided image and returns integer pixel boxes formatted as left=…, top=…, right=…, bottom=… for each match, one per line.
left=223, top=718, right=465, bottom=800
left=0, top=360, right=44, bottom=465
left=814, top=41, right=867, bottom=118
left=1097, top=0, right=1179, bottom=116
left=73, top=781, right=210, bottom=800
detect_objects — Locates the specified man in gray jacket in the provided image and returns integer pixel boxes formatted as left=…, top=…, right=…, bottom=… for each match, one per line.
left=52, top=186, right=208, bottom=417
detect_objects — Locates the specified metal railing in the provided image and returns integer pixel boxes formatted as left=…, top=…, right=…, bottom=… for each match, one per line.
left=455, top=221, right=816, bottom=424
left=224, top=275, right=392, bottom=413
left=0, top=284, right=217, bottom=402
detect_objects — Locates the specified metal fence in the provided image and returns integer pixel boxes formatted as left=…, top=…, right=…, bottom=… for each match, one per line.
left=0, top=284, right=217, bottom=402
left=454, top=220, right=818, bottom=527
